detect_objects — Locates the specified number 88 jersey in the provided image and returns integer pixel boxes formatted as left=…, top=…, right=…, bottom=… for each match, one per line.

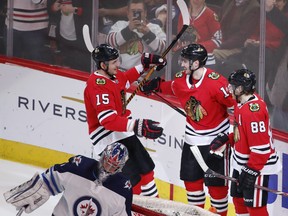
left=232, top=93, right=281, bottom=174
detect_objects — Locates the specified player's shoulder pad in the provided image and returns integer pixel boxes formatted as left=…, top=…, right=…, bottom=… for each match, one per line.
left=104, top=173, right=132, bottom=196
left=207, top=71, right=221, bottom=80
left=54, top=155, right=98, bottom=176
left=69, top=155, right=98, bottom=167
left=174, top=71, right=185, bottom=78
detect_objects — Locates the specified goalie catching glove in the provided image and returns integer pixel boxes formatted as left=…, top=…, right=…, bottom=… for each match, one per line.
left=134, top=119, right=163, bottom=139
left=141, top=53, right=167, bottom=71
left=3, top=172, right=50, bottom=214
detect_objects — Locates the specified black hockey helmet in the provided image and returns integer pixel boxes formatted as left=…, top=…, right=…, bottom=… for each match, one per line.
left=92, top=44, right=119, bottom=65
left=181, top=43, right=208, bottom=67
left=228, top=69, right=256, bottom=94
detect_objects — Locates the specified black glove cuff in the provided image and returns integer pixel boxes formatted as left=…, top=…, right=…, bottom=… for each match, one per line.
left=121, top=26, right=133, bottom=41
left=142, top=30, right=156, bottom=44
left=241, top=165, right=260, bottom=177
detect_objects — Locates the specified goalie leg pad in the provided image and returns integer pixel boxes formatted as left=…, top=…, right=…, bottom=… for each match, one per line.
left=3, top=172, right=50, bottom=213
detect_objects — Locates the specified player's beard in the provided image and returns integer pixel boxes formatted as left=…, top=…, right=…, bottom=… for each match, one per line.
left=94, top=167, right=111, bottom=186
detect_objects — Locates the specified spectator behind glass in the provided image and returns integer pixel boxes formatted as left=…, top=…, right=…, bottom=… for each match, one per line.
left=5, top=0, right=50, bottom=63
left=268, top=46, right=288, bottom=132
left=47, top=0, right=91, bottom=72
left=106, top=0, right=166, bottom=70
left=213, top=0, right=260, bottom=78
left=267, top=0, right=288, bottom=132
left=173, top=0, right=222, bottom=73
left=243, top=0, right=288, bottom=90
left=0, top=0, right=6, bottom=54
left=99, top=0, right=129, bottom=35
left=144, top=0, right=165, bottom=21
left=275, top=0, right=288, bottom=15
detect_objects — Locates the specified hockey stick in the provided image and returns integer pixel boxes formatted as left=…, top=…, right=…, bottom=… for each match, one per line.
left=190, top=145, right=288, bottom=197
left=125, top=0, right=190, bottom=105
left=82, top=24, right=94, bottom=53
left=16, top=207, right=25, bottom=216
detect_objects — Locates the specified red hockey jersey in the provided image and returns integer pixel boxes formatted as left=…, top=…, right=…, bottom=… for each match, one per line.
left=84, top=68, right=140, bottom=154
left=177, top=6, right=222, bottom=66
left=160, top=68, right=234, bottom=146
left=232, top=94, right=281, bottom=174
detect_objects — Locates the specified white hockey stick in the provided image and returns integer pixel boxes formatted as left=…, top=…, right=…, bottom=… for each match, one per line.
left=82, top=24, right=94, bottom=53
left=16, top=207, right=25, bottom=216
left=126, top=0, right=190, bottom=105
left=190, top=145, right=288, bottom=197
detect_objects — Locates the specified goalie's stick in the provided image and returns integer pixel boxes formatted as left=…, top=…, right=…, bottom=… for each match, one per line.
left=16, top=207, right=25, bottom=216
left=190, top=145, right=288, bottom=197
left=125, top=0, right=190, bottom=105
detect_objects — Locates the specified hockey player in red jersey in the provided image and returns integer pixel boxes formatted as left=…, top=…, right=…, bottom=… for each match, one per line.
left=141, top=44, right=234, bottom=215
left=4, top=142, right=133, bottom=216
left=84, top=44, right=166, bottom=197
left=210, top=69, right=281, bottom=216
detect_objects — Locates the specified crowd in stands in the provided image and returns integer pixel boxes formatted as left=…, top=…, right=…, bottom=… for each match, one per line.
left=0, top=0, right=287, bottom=132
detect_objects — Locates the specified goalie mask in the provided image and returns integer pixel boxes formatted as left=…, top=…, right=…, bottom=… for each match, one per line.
left=228, top=69, right=256, bottom=95
left=92, top=44, right=119, bottom=73
left=100, top=142, right=129, bottom=174
left=180, top=43, right=208, bottom=71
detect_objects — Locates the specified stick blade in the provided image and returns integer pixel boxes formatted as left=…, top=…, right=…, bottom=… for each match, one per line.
left=190, top=146, right=209, bottom=172
left=82, top=24, right=94, bottom=53
left=177, top=0, right=190, bottom=26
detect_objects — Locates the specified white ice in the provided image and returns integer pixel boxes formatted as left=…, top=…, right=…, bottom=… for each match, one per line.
left=0, top=159, right=62, bottom=216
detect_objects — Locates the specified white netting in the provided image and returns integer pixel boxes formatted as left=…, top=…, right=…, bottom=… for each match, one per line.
left=132, top=195, right=220, bottom=216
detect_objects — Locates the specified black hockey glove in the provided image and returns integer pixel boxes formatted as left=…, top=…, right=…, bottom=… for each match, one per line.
left=238, top=165, right=260, bottom=192
left=141, top=53, right=167, bottom=71
left=140, top=77, right=162, bottom=95
left=134, top=119, right=163, bottom=139
left=209, top=132, right=229, bottom=158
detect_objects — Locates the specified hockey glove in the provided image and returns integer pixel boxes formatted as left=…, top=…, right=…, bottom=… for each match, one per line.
left=134, top=119, right=163, bottom=139
left=3, top=172, right=50, bottom=213
left=141, top=53, right=167, bottom=71
left=140, top=77, right=162, bottom=95
left=238, top=165, right=260, bottom=192
left=209, top=133, right=229, bottom=158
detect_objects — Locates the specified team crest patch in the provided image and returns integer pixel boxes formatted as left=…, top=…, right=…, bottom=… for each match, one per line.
left=249, top=103, right=260, bottom=112
left=213, top=13, right=219, bottom=22
left=124, top=180, right=132, bottom=189
left=73, top=196, right=101, bottom=216
left=208, top=72, right=220, bottom=80
left=72, top=156, right=82, bottom=166
left=96, top=78, right=106, bottom=85
left=175, top=71, right=183, bottom=78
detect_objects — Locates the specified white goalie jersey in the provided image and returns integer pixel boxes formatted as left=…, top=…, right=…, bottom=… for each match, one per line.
left=4, top=155, right=133, bottom=216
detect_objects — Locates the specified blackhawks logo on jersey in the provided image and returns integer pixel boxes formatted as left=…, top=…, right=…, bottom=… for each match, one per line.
left=249, top=103, right=260, bottom=112
left=208, top=72, right=220, bottom=80
left=185, top=96, right=207, bottom=122
left=96, top=78, right=106, bottom=85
